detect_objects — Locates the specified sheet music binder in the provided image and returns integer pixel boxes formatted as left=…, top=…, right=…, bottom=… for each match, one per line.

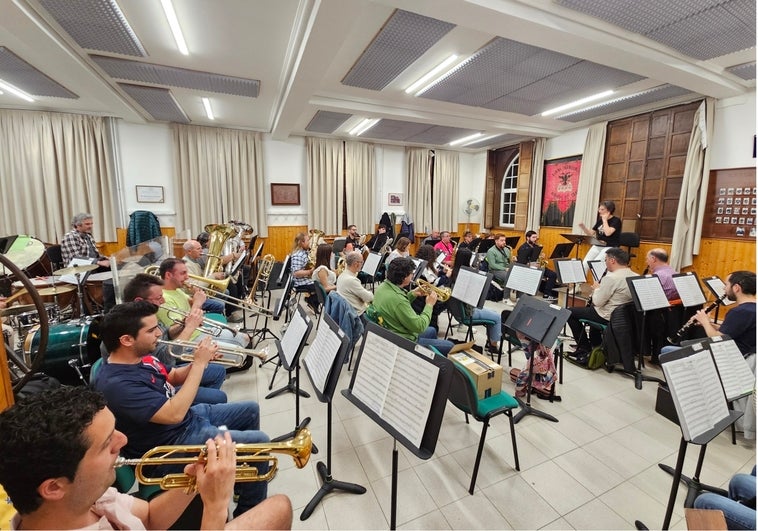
left=451, top=266, right=492, bottom=308
left=504, top=295, right=570, bottom=346
left=342, top=322, right=453, bottom=458
left=503, top=262, right=543, bottom=296
left=302, top=313, right=350, bottom=402
left=277, top=306, right=313, bottom=372
left=627, top=275, right=671, bottom=312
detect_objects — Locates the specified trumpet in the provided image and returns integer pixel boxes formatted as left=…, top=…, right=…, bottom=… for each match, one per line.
left=157, top=339, right=268, bottom=366
left=159, top=304, right=239, bottom=337
left=114, top=428, right=312, bottom=492
left=414, top=278, right=451, bottom=302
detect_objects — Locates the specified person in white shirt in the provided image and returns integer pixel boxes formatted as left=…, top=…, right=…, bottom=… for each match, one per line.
left=336, top=251, right=374, bottom=315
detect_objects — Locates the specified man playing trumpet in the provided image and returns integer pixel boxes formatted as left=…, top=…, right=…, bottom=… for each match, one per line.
left=0, top=386, right=292, bottom=530
left=94, top=301, right=271, bottom=518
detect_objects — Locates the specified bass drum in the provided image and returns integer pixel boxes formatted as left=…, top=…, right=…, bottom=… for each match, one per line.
left=3, top=235, right=50, bottom=278
left=23, top=318, right=101, bottom=385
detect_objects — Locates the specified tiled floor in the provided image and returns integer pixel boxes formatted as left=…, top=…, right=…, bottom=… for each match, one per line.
left=225, top=298, right=756, bottom=530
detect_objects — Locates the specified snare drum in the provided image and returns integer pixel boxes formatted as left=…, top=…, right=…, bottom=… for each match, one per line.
left=23, top=318, right=101, bottom=385
left=16, top=303, right=59, bottom=329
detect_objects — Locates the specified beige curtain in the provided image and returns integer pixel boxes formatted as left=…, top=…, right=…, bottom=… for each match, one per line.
left=526, top=138, right=546, bottom=230
left=670, top=99, right=714, bottom=271
left=172, top=124, right=266, bottom=236
left=0, top=109, right=117, bottom=243
left=572, top=122, right=608, bottom=232
left=306, top=137, right=343, bottom=234
left=345, top=140, right=376, bottom=234
left=407, top=147, right=432, bottom=233
left=432, top=149, right=460, bottom=230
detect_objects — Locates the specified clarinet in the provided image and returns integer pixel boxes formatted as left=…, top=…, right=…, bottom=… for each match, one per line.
left=666, top=294, right=727, bottom=345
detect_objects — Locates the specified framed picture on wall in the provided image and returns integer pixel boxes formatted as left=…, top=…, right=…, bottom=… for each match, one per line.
left=388, top=193, right=403, bottom=206
left=540, top=155, right=581, bottom=227
left=270, top=183, right=300, bottom=206
left=136, top=185, right=164, bottom=203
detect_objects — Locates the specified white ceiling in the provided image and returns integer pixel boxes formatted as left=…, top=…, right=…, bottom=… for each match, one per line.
left=0, top=0, right=754, bottom=151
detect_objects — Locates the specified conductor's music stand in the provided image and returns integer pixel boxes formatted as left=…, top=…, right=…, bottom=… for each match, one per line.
left=505, top=296, right=570, bottom=424
left=342, top=323, right=453, bottom=529
left=300, top=314, right=365, bottom=520
left=560, top=233, right=587, bottom=260
left=626, top=275, right=669, bottom=389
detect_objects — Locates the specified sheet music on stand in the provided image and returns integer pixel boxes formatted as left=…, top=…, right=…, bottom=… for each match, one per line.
left=59, top=258, right=96, bottom=285
left=504, top=263, right=542, bottom=296
left=343, top=323, right=452, bottom=456
left=627, top=275, right=671, bottom=312
left=553, top=259, right=586, bottom=284
left=434, top=252, right=445, bottom=267
left=302, top=314, right=349, bottom=401
left=587, top=260, right=606, bottom=282
left=361, top=252, right=382, bottom=276
left=703, top=276, right=737, bottom=306
left=410, top=258, right=427, bottom=282
left=705, top=337, right=755, bottom=401
left=278, top=306, right=312, bottom=370
left=659, top=345, right=733, bottom=442
left=451, top=266, right=492, bottom=308
left=672, top=272, right=707, bottom=307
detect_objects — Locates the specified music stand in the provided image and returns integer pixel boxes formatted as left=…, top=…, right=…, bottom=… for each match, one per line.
left=553, top=259, right=586, bottom=308
left=505, top=296, right=570, bottom=424
left=424, top=238, right=441, bottom=248
left=342, top=323, right=453, bottom=529
left=410, top=258, right=427, bottom=282
left=477, top=239, right=496, bottom=255
left=505, top=236, right=520, bottom=249
left=503, top=262, right=543, bottom=297
left=332, top=238, right=347, bottom=255
left=266, top=306, right=312, bottom=400
left=0, top=235, right=17, bottom=255
left=300, top=314, right=366, bottom=520
left=549, top=242, right=574, bottom=259
left=260, top=274, right=294, bottom=377
left=560, top=233, right=587, bottom=260
left=252, top=256, right=290, bottom=350
left=626, top=275, right=669, bottom=389
left=451, top=266, right=492, bottom=308
left=702, top=275, right=736, bottom=323
left=587, top=260, right=607, bottom=282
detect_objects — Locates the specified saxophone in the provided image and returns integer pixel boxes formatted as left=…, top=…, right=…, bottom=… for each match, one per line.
left=539, top=252, right=548, bottom=269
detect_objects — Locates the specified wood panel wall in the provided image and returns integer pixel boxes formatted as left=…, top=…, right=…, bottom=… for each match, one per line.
left=0, top=340, right=13, bottom=411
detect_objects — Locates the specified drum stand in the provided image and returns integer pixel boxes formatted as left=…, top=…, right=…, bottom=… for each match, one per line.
left=72, top=272, right=88, bottom=320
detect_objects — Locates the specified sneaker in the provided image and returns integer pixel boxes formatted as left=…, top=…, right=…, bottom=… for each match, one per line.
left=543, top=295, right=558, bottom=302
left=227, top=309, right=244, bottom=323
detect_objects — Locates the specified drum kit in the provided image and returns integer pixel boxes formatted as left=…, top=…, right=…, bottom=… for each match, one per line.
left=1, top=236, right=106, bottom=387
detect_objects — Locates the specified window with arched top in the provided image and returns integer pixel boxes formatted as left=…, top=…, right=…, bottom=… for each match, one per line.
left=499, top=153, right=519, bottom=227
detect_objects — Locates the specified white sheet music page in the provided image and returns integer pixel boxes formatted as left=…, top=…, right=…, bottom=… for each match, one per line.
left=704, top=277, right=737, bottom=306
left=451, top=268, right=487, bottom=307
left=588, top=260, right=607, bottom=282
left=351, top=331, right=439, bottom=447
left=302, top=322, right=342, bottom=394
left=662, top=349, right=730, bottom=441
left=556, top=259, right=586, bottom=284
left=672, top=274, right=706, bottom=307
left=281, top=310, right=308, bottom=367
left=505, top=264, right=542, bottom=295
left=708, top=339, right=755, bottom=401
left=630, top=277, right=670, bottom=311
left=362, top=252, right=381, bottom=276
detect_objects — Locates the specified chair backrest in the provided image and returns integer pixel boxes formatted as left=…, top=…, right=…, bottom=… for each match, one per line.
left=89, top=357, right=104, bottom=387
left=618, top=232, right=640, bottom=248
left=447, top=299, right=469, bottom=323
left=437, top=353, right=479, bottom=417
left=45, top=244, right=64, bottom=271
left=603, top=302, right=640, bottom=372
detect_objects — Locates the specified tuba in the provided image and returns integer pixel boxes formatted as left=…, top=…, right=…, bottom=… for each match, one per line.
left=306, top=229, right=325, bottom=268
left=203, top=224, right=238, bottom=278
left=115, top=428, right=312, bottom=492
left=335, top=257, right=346, bottom=276
left=224, top=220, right=254, bottom=277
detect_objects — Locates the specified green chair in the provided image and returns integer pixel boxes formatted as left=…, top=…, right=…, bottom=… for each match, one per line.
left=439, top=351, right=521, bottom=494
left=444, top=300, right=498, bottom=357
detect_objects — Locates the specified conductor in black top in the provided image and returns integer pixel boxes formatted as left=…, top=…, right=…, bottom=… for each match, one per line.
left=578, top=200, right=622, bottom=267
left=516, top=230, right=558, bottom=301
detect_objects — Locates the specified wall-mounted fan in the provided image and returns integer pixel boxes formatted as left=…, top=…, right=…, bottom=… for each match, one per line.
left=463, top=198, right=480, bottom=229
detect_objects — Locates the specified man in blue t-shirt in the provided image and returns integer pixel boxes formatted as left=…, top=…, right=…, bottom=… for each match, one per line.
left=94, top=301, right=269, bottom=517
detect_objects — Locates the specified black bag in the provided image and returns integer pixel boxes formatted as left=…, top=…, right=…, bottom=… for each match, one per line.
left=14, top=373, right=61, bottom=401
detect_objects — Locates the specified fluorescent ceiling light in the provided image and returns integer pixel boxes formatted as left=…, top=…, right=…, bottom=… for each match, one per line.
left=202, top=97, right=214, bottom=120
left=348, top=118, right=379, bottom=136
left=541, top=90, right=614, bottom=117
left=405, top=55, right=459, bottom=95
left=161, top=0, right=189, bottom=55
left=0, top=80, right=34, bottom=102
left=411, top=55, right=471, bottom=97
left=449, top=132, right=483, bottom=146
left=460, top=134, right=502, bottom=147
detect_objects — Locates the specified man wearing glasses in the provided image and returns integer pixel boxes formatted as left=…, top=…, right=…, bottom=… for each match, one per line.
left=566, top=247, right=636, bottom=363
left=337, top=251, right=374, bottom=315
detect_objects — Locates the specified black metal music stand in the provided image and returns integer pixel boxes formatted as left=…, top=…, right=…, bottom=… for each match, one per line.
left=251, top=260, right=290, bottom=349
left=505, top=296, right=570, bottom=424
left=626, top=276, right=668, bottom=390
left=560, top=233, right=586, bottom=260
left=301, top=315, right=366, bottom=521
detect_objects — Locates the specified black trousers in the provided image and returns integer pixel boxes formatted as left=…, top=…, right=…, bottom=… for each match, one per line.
left=567, top=306, right=607, bottom=350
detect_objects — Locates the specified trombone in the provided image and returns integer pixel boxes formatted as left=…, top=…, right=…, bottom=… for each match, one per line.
left=114, top=428, right=312, bottom=492
left=184, top=275, right=274, bottom=317
left=159, top=305, right=239, bottom=337
left=157, top=339, right=268, bottom=366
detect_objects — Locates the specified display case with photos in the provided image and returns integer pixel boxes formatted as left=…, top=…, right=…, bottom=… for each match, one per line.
left=705, top=168, right=756, bottom=240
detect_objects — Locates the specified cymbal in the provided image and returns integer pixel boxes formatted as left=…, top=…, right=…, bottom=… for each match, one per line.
left=0, top=304, right=36, bottom=317
left=36, top=285, right=76, bottom=296
left=53, top=264, right=99, bottom=276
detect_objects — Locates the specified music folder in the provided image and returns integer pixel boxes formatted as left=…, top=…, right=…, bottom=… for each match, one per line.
left=671, top=272, right=706, bottom=308
left=343, top=322, right=453, bottom=457
left=553, top=258, right=586, bottom=284
left=410, top=258, right=427, bottom=282
left=587, top=260, right=606, bottom=282
left=504, top=295, right=570, bottom=346
left=361, top=252, right=382, bottom=276
left=627, top=275, right=671, bottom=312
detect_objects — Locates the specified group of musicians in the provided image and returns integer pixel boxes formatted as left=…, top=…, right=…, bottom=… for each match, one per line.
left=0, top=203, right=755, bottom=530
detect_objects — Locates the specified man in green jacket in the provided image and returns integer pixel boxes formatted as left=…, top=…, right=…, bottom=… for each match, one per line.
left=370, top=257, right=453, bottom=355
left=486, top=233, right=512, bottom=301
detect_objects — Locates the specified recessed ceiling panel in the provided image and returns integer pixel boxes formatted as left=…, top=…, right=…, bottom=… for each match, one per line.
left=556, top=84, right=693, bottom=122
left=556, top=0, right=755, bottom=60
left=359, top=118, right=476, bottom=145
left=465, top=133, right=524, bottom=148
left=0, top=47, right=77, bottom=98
left=341, top=9, right=455, bottom=90
left=305, top=111, right=352, bottom=133
left=92, top=55, right=259, bottom=97
left=38, top=0, right=147, bottom=57
left=727, top=62, right=756, bottom=80
left=118, top=83, right=189, bottom=123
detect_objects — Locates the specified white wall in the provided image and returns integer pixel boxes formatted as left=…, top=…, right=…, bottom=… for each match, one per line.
left=261, top=135, right=307, bottom=227
left=544, top=127, right=588, bottom=161
left=711, top=91, right=756, bottom=170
